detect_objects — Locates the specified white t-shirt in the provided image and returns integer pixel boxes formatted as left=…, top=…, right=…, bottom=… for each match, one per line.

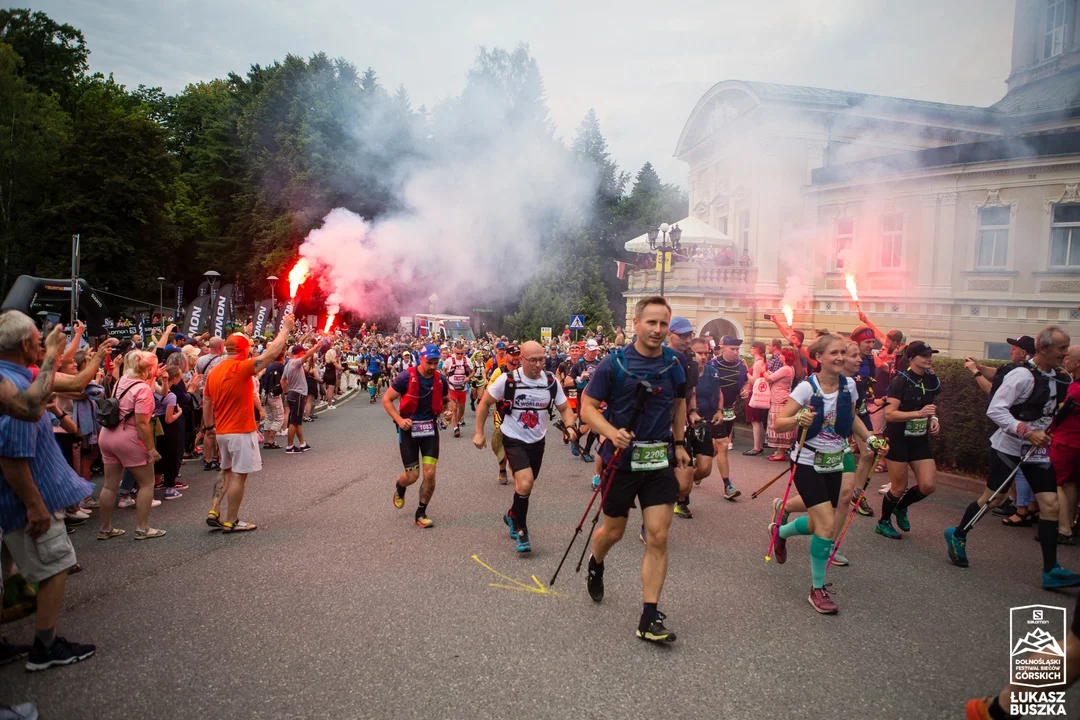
left=486, top=369, right=567, bottom=444
left=987, top=364, right=1061, bottom=457
left=787, top=376, right=857, bottom=467
left=443, top=356, right=473, bottom=389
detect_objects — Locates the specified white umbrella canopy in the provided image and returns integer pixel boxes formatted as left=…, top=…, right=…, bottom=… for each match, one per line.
left=623, top=216, right=731, bottom=254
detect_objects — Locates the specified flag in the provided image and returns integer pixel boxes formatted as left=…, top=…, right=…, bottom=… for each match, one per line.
left=213, top=284, right=235, bottom=337
left=252, top=298, right=274, bottom=338
left=615, top=260, right=627, bottom=280
left=183, top=295, right=212, bottom=337
left=175, top=281, right=184, bottom=321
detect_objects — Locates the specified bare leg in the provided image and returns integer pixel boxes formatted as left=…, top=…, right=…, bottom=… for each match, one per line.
left=418, top=464, right=437, bottom=505
left=131, top=464, right=157, bottom=532
left=209, top=469, right=231, bottom=515
left=97, top=463, right=124, bottom=533
left=33, top=570, right=68, bottom=634
left=224, top=471, right=249, bottom=523
left=641, top=503, right=673, bottom=603
left=1059, top=484, right=1078, bottom=538
left=591, top=514, right=627, bottom=563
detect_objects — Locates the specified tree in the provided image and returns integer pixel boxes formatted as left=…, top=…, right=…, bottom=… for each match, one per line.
left=0, top=9, right=87, bottom=105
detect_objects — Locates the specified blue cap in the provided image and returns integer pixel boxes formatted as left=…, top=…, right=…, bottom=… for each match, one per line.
left=669, top=317, right=693, bottom=335
left=418, top=343, right=441, bottom=360
left=721, top=335, right=743, bottom=347
left=495, top=341, right=507, bottom=350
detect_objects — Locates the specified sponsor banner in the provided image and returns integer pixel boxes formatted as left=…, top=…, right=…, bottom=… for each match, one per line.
left=183, top=294, right=212, bottom=338
left=213, top=284, right=235, bottom=337
left=252, top=298, right=274, bottom=338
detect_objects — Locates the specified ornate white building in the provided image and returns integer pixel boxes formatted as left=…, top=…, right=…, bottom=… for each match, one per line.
left=625, top=0, right=1080, bottom=358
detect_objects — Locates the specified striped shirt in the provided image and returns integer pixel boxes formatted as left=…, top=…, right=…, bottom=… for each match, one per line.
left=0, top=360, right=94, bottom=532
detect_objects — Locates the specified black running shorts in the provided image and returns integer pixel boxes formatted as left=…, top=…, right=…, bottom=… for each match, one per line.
left=884, top=428, right=934, bottom=464
left=286, top=391, right=305, bottom=426
left=714, top=419, right=735, bottom=440
left=987, top=450, right=1056, bottom=495
left=792, top=463, right=842, bottom=509
left=398, top=425, right=440, bottom=471
left=688, top=421, right=720, bottom=458
left=602, top=465, right=678, bottom=518
left=503, top=436, right=545, bottom=479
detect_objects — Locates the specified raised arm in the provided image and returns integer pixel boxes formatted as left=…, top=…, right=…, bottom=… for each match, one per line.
left=253, top=315, right=295, bottom=373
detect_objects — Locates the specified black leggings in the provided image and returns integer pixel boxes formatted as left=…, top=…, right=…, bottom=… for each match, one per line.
left=155, top=420, right=184, bottom=486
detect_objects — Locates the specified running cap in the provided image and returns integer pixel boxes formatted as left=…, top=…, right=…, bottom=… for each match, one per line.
left=850, top=326, right=875, bottom=343
left=584, top=339, right=599, bottom=351
left=721, top=335, right=743, bottom=347
left=668, top=316, right=694, bottom=335
left=418, top=344, right=441, bottom=360
left=495, top=341, right=507, bottom=350
left=1007, top=335, right=1036, bottom=356
left=506, top=344, right=521, bottom=356
left=905, top=340, right=939, bottom=359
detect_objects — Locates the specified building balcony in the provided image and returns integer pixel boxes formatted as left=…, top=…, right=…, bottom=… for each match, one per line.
left=626, top=262, right=757, bottom=295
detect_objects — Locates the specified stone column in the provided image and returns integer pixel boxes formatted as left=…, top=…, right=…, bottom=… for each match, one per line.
left=916, top=195, right=937, bottom=292
left=934, top=192, right=958, bottom=296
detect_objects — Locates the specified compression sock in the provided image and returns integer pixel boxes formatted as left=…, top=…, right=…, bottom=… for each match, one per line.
left=415, top=502, right=428, bottom=520
left=640, top=602, right=659, bottom=630
left=881, top=491, right=901, bottom=520
left=954, top=501, right=982, bottom=538
left=896, top=487, right=929, bottom=509
left=779, top=515, right=811, bottom=539
left=1038, top=519, right=1059, bottom=572
left=584, top=432, right=598, bottom=455
left=510, top=493, right=530, bottom=529
left=809, top=535, right=834, bottom=589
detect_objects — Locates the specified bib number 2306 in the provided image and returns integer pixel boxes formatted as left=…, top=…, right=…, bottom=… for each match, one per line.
left=630, top=442, right=669, bottom=472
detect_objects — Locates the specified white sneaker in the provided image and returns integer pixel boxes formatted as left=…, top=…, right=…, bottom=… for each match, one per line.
left=878, top=483, right=890, bottom=495
left=151, top=499, right=162, bottom=508
left=65, top=509, right=90, bottom=521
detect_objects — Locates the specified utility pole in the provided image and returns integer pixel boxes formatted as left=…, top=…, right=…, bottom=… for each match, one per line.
left=70, top=234, right=80, bottom=325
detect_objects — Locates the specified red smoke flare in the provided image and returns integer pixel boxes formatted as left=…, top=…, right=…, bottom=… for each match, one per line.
left=288, top=258, right=312, bottom=299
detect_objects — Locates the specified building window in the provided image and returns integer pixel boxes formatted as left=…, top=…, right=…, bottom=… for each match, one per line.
left=1042, top=0, right=1068, bottom=60
left=1050, top=204, right=1080, bottom=267
left=881, top=212, right=903, bottom=269
left=715, top=213, right=728, bottom=236
left=985, top=342, right=1012, bottom=361
left=739, top=210, right=750, bottom=250
left=835, top=216, right=854, bottom=269
left=976, top=206, right=1010, bottom=268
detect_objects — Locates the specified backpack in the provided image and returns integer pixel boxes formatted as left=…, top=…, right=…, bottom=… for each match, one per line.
left=604, top=346, right=682, bottom=423
left=496, top=369, right=558, bottom=423
left=986, top=362, right=1022, bottom=404
left=97, top=383, right=135, bottom=429
left=991, top=363, right=1071, bottom=422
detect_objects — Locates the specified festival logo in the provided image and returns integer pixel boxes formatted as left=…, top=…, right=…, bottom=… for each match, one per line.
left=1010, top=605, right=1066, bottom=688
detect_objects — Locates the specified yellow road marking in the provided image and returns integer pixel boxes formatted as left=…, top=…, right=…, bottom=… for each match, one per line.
left=471, top=554, right=561, bottom=596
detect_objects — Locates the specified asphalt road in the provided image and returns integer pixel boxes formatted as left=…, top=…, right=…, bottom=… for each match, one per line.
left=2, top=389, right=1079, bottom=719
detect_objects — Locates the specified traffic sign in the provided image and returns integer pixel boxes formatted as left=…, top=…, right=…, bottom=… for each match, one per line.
left=540, top=326, right=552, bottom=343
left=569, top=315, right=585, bottom=330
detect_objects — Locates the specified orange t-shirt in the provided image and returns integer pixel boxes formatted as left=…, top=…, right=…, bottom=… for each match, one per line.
left=204, top=357, right=257, bottom=435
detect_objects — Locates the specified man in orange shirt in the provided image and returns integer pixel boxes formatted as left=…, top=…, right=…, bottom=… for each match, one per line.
left=203, top=314, right=295, bottom=532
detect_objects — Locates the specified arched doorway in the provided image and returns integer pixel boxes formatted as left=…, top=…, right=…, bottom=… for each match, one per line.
left=699, top=315, right=742, bottom=342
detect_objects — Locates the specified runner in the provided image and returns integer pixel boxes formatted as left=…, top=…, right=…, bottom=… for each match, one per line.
left=366, top=349, right=385, bottom=403
left=688, top=337, right=720, bottom=491
left=570, top=339, right=604, bottom=464
left=443, top=341, right=473, bottom=438
left=945, top=326, right=1079, bottom=588
left=383, top=344, right=451, bottom=528
left=557, top=342, right=584, bottom=458
left=713, top=335, right=747, bottom=500
left=473, top=341, right=576, bottom=553
left=665, top=317, right=699, bottom=519
left=768, top=334, right=887, bottom=614
left=875, top=341, right=941, bottom=540
left=469, top=345, right=487, bottom=411
left=848, top=326, right=880, bottom=517
left=486, top=345, right=521, bottom=485
left=581, top=295, right=689, bottom=643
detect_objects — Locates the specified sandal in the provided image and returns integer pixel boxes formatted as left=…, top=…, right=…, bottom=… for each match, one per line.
left=263, top=443, right=282, bottom=449
left=96, top=528, right=126, bottom=540
left=134, top=528, right=166, bottom=540
left=1002, top=512, right=1033, bottom=527
left=768, top=454, right=788, bottom=462
left=221, top=520, right=257, bottom=533
left=206, top=510, right=223, bottom=529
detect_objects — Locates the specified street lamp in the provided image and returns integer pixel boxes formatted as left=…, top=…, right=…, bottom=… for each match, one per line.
left=647, top=222, right=682, bottom=298
left=267, top=275, right=279, bottom=322
left=157, top=277, right=166, bottom=331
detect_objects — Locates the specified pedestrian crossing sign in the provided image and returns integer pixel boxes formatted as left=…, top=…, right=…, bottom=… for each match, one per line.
left=569, top=315, right=585, bottom=330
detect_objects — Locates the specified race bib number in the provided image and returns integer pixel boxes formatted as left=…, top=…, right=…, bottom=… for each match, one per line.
left=566, top=388, right=578, bottom=399
left=1020, top=443, right=1051, bottom=466
left=630, top=441, right=669, bottom=472
left=722, top=408, right=736, bottom=422
left=904, top=418, right=928, bottom=437
left=411, top=420, right=436, bottom=438
left=813, top=450, right=844, bottom=474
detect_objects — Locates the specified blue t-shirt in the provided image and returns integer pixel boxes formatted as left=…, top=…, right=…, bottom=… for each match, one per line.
left=696, top=358, right=721, bottom=418
left=367, top=355, right=384, bottom=375
left=391, top=370, right=449, bottom=421
left=584, top=346, right=687, bottom=471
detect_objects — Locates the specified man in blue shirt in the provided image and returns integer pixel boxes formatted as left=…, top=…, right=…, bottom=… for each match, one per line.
left=0, top=311, right=96, bottom=671
left=580, top=296, right=689, bottom=643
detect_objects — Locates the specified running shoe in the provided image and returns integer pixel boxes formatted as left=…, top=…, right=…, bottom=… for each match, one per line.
left=808, top=587, right=838, bottom=614
left=853, top=494, right=874, bottom=517
left=768, top=522, right=787, bottom=564
left=393, top=484, right=406, bottom=509
left=591, top=474, right=601, bottom=490
left=586, top=556, right=604, bottom=602
left=944, top=527, right=969, bottom=568
left=298, top=443, right=311, bottom=451
left=893, top=506, right=911, bottom=532
left=0, top=638, right=31, bottom=666
left=875, top=519, right=901, bottom=539
left=173, top=482, right=189, bottom=490
left=285, top=446, right=302, bottom=454
left=772, top=497, right=789, bottom=527
left=163, top=489, right=183, bottom=501
left=723, top=483, right=740, bottom=501
left=150, top=499, right=161, bottom=508
left=503, top=513, right=517, bottom=539
left=453, top=427, right=461, bottom=438
left=1058, top=533, right=1076, bottom=546
left=831, top=552, right=849, bottom=567
left=1042, top=565, right=1080, bottom=589
left=0, top=702, right=38, bottom=719
left=637, top=611, right=677, bottom=643
left=569, top=443, right=579, bottom=457
left=24, top=636, right=96, bottom=672
left=581, top=452, right=594, bottom=464
left=514, top=528, right=531, bottom=553
left=673, top=502, right=693, bottom=519
left=415, top=515, right=434, bottom=529
left=497, top=471, right=508, bottom=486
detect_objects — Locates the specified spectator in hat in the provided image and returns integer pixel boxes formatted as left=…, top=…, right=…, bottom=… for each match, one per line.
left=965, top=335, right=1036, bottom=396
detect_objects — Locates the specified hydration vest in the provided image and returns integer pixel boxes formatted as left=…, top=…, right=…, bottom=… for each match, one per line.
left=496, top=369, right=559, bottom=423
left=804, top=375, right=854, bottom=441
left=1005, top=364, right=1071, bottom=422
left=398, top=366, right=443, bottom=418
left=895, top=370, right=940, bottom=412
left=605, top=346, right=683, bottom=423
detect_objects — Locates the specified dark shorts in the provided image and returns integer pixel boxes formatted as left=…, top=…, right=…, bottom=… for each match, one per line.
left=306, top=376, right=318, bottom=396
left=503, top=436, right=545, bottom=478
left=603, top=465, right=678, bottom=518
left=745, top=406, right=767, bottom=424
left=792, top=463, right=842, bottom=509
left=714, top=419, right=735, bottom=440
left=688, top=421, right=720, bottom=458
left=987, top=450, right=1056, bottom=495
left=324, top=369, right=337, bottom=386
left=398, top=425, right=440, bottom=470
left=286, top=391, right=305, bottom=426
left=884, top=426, right=935, bottom=464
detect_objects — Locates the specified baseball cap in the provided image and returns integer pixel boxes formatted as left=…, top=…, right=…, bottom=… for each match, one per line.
left=418, top=344, right=441, bottom=360
left=886, top=330, right=904, bottom=344
left=495, top=341, right=507, bottom=350
left=290, top=344, right=305, bottom=355
left=669, top=316, right=694, bottom=335
left=402, top=350, right=412, bottom=357
left=1007, top=335, right=1036, bottom=356
left=506, top=344, right=521, bottom=356
left=850, top=326, right=875, bottom=343
left=721, top=335, right=743, bottom=347
left=905, top=340, right=939, bottom=359
left=584, top=339, right=599, bottom=351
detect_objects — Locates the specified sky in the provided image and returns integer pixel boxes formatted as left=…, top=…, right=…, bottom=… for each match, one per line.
left=31, top=0, right=1016, bottom=187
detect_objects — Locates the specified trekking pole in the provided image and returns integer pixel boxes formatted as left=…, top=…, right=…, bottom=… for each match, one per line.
left=751, top=465, right=791, bottom=499
left=962, top=443, right=1041, bottom=532
left=828, top=444, right=888, bottom=569
left=549, top=381, right=651, bottom=587
left=766, top=423, right=810, bottom=563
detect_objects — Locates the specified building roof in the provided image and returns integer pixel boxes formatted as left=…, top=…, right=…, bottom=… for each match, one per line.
left=810, top=130, right=1080, bottom=186
left=991, top=67, right=1080, bottom=119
